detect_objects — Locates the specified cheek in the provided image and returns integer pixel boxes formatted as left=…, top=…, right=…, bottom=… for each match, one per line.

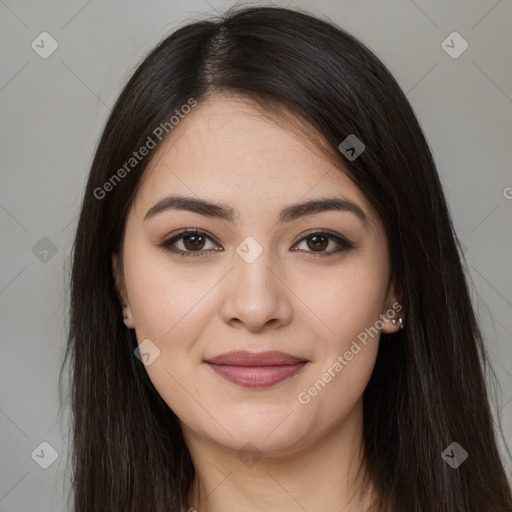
left=123, top=243, right=214, bottom=343
left=121, top=244, right=215, bottom=400
left=122, top=250, right=212, bottom=422
left=292, top=255, right=387, bottom=411
left=295, top=273, right=384, bottom=429
left=298, top=344, right=377, bottom=437
left=297, top=254, right=388, bottom=352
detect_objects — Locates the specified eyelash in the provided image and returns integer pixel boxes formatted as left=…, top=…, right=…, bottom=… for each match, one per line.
left=159, top=228, right=355, bottom=259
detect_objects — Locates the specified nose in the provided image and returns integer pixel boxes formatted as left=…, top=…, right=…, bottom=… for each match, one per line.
left=221, top=245, right=293, bottom=333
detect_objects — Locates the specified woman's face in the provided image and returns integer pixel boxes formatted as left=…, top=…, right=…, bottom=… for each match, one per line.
left=113, top=95, right=401, bottom=455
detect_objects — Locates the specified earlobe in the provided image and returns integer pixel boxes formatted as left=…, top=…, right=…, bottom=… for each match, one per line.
left=381, top=280, right=406, bottom=333
left=112, top=253, right=135, bottom=329
left=381, top=303, right=406, bottom=333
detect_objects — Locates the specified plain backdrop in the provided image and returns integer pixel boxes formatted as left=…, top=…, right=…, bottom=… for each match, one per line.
left=1, top=1, right=511, bottom=510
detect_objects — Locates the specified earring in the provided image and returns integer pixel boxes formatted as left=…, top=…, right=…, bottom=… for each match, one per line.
left=392, top=317, right=405, bottom=330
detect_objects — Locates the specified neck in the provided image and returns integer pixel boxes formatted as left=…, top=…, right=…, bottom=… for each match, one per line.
left=182, top=399, right=377, bottom=512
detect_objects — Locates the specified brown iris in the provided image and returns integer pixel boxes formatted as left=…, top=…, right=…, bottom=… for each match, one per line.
left=182, top=232, right=206, bottom=251
left=306, top=234, right=329, bottom=252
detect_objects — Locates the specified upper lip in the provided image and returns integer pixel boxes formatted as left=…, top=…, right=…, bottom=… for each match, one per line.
left=205, top=350, right=307, bottom=366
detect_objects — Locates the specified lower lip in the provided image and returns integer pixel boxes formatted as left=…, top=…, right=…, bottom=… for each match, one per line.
left=206, top=362, right=307, bottom=388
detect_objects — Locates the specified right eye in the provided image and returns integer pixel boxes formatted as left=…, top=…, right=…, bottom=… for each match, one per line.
left=159, top=229, right=223, bottom=258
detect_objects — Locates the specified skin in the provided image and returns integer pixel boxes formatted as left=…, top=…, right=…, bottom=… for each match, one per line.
left=113, top=95, right=404, bottom=512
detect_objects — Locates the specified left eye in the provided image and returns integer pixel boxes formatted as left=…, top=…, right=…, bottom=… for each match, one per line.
left=159, top=229, right=354, bottom=258
left=292, top=231, right=354, bottom=257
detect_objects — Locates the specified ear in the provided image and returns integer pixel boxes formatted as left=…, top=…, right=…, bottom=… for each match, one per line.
left=380, top=279, right=406, bottom=334
left=112, top=253, right=135, bottom=329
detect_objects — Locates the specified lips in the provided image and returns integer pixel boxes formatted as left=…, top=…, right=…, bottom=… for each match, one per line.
left=204, top=350, right=308, bottom=388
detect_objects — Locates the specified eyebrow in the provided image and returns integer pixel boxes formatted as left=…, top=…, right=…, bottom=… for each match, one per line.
left=143, top=194, right=368, bottom=227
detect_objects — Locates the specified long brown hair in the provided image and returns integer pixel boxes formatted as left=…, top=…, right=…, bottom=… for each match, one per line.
left=60, top=5, right=512, bottom=511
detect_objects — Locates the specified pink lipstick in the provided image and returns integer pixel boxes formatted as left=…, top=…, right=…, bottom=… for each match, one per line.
left=205, top=350, right=308, bottom=388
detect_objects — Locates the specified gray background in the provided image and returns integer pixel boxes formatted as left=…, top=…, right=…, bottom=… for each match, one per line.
left=1, top=0, right=511, bottom=510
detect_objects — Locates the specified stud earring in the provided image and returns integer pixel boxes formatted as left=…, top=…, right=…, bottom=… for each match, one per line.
left=392, top=316, right=405, bottom=330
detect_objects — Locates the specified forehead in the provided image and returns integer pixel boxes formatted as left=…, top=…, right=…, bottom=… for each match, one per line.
left=132, top=95, right=379, bottom=230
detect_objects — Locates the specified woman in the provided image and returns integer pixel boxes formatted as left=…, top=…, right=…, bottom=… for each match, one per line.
left=60, top=5, right=512, bottom=511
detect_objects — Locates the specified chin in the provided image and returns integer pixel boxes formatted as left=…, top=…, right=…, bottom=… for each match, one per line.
left=195, top=402, right=316, bottom=454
